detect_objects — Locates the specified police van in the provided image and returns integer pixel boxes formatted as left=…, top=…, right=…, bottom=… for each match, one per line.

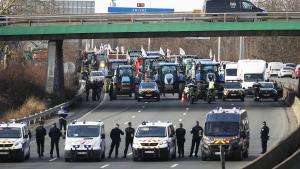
left=0, top=122, right=31, bottom=161
left=200, top=108, right=250, bottom=161
left=64, top=121, right=106, bottom=162
left=132, top=121, right=176, bottom=161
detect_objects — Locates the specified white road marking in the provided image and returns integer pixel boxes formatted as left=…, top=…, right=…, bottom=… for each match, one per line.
left=183, top=113, right=187, bottom=116
left=170, top=164, right=179, bottom=168
left=138, top=110, right=141, bottom=113
left=145, top=102, right=148, bottom=104
left=127, top=152, right=133, bottom=155
left=174, top=126, right=176, bottom=128
left=100, top=164, right=110, bottom=168
left=132, top=116, right=136, bottom=118
left=49, top=158, right=57, bottom=162
left=178, top=119, right=182, bottom=122
left=186, top=107, right=189, bottom=111
left=124, top=122, right=128, bottom=125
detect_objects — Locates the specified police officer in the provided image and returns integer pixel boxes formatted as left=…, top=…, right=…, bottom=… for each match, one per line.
left=124, top=122, right=135, bottom=158
left=85, top=80, right=90, bottom=101
left=253, top=80, right=262, bottom=100
left=36, top=121, right=46, bottom=158
left=189, top=121, right=203, bottom=157
left=108, top=124, right=124, bottom=158
left=176, top=123, right=186, bottom=157
left=260, top=121, right=270, bottom=154
left=109, top=82, right=114, bottom=101
left=92, top=80, right=97, bottom=101
left=49, top=123, right=62, bottom=158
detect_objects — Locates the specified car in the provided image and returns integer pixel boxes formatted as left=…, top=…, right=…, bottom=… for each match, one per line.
left=222, top=81, right=245, bottom=101
left=203, top=0, right=265, bottom=13
left=283, top=63, right=296, bottom=69
left=256, top=82, right=279, bottom=101
left=64, top=121, right=106, bottom=162
left=0, top=122, right=31, bottom=161
left=89, top=70, right=105, bottom=83
left=132, top=121, right=176, bottom=161
left=200, top=107, right=250, bottom=161
left=278, top=67, right=294, bottom=78
left=136, top=81, right=160, bottom=102
left=292, top=64, right=300, bottom=79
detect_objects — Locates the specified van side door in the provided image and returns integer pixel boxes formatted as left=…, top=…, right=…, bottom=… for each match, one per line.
left=168, top=125, right=176, bottom=152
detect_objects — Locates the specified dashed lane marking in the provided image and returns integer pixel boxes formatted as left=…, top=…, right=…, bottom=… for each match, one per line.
left=124, top=122, right=128, bottom=125
left=178, top=119, right=182, bottom=122
left=170, top=164, right=179, bottom=168
left=138, top=110, right=141, bottom=113
left=127, top=152, right=133, bottom=155
left=183, top=113, right=187, bottom=116
left=49, top=157, right=57, bottom=162
left=100, top=164, right=110, bottom=168
left=132, top=116, right=136, bottom=118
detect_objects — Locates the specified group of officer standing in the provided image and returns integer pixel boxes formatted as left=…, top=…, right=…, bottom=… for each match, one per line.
left=34, top=120, right=269, bottom=159
left=85, top=80, right=104, bottom=101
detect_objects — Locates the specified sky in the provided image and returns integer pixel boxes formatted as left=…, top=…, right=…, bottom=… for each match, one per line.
left=95, top=0, right=205, bottom=13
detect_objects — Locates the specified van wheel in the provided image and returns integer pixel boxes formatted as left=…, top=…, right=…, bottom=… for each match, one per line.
left=18, top=150, right=25, bottom=162
left=133, top=157, right=138, bottom=161
left=235, top=150, right=243, bottom=161
left=172, top=146, right=176, bottom=159
left=65, top=158, right=70, bottom=162
left=241, top=97, right=244, bottom=102
left=201, top=152, right=207, bottom=161
left=274, top=97, right=278, bottom=101
left=96, top=153, right=102, bottom=162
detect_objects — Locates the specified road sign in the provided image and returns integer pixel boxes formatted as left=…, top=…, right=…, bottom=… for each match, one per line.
left=108, top=7, right=174, bottom=13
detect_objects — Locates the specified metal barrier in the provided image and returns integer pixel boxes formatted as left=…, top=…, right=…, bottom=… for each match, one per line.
left=15, top=80, right=85, bottom=125
left=1, top=12, right=300, bottom=26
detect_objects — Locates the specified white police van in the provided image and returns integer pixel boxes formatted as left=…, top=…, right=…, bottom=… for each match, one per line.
left=64, top=121, right=106, bottom=162
left=0, top=122, right=31, bottom=161
left=132, top=121, right=176, bottom=161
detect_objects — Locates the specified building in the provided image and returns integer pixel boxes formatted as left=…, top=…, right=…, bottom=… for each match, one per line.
left=55, top=0, right=96, bottom=14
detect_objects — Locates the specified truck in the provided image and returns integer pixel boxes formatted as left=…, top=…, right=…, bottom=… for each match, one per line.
left=111, top=65, right=135, bottom=99
left=237, top=59, right=267, bottom=94
left=156, top=63, right=185, bottom=99
left=267, top=62, right=283, bottom=78
left=225, top=62, right=238, bottom=81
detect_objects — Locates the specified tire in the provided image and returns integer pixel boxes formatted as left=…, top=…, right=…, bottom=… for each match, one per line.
left=235, top=150, right=243, bottom=161
left=96, top=151, right=102, bottom=162
left=133, top=157, right=138, bottom=161
left=156, top=98, right=160, bottom=102
left=274, top=97, right=278, bottom=101
left=137, top=98, right=140, bottom=102
left=201, top=151, right=207, bottom=161
left=26, top=147, right=30, bottom=160
left=18, top=151, right=25, bottom=162
left=243, top=148, right=249, bottom=159
left=65, top=158, right=70, bottom=162
left=129, top=93, right=132, bottom=97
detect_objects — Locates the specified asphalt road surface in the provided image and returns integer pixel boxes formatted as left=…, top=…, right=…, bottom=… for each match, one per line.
left=0, top=94, right=291, bottom=169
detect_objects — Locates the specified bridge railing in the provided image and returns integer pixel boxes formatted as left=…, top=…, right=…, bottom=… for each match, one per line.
left=1, top=12, right=300, bottom=26
left=15, top=80, right=85, bottom=125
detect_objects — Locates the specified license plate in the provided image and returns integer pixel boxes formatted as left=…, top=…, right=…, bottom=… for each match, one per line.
left=264, top=94, right=270, bottom=96
left=146, top=94, right=152, bottom=96
left=144, top=150, right=154, bottom=154
left=0, top=152, right=9, bottom=155
left=77, top=152, right=87, bottom=155
left=230, top=94, right=237, bottom=96
left=215, top=152, right=221, bottom=155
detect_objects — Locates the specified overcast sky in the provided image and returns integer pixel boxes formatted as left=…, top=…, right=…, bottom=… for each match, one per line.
left=95, top=0, right=205, bottom=13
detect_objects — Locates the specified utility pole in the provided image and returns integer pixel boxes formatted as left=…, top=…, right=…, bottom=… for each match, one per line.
left=147, top=38, right=151, bottom=51
left=218, top=37, right=221, bottom=62
left=239, top=36, right=245, bottom=60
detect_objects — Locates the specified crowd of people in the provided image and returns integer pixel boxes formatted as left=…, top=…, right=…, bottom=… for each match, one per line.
left=85, top=80, right=104, bottom=101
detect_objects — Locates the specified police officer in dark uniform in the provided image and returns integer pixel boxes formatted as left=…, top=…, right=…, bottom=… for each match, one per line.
left=92, top=80, right=97, bottom=101
left=36, top=121, right=46, bottom=158
left=108, top=124, right=124, bottom=158
left=189, top=121, right=203, bottom=157
left=124, top=122, right=135, bottom=158
left=176, top=123, right=186, bottom=157
left=85, top=80, right=90, bottom=101
left=109, top=82, right=114, bottom=101
left=260, top=121, right=270, bottom=154
left=253, top=80, right=262, bottom=99
left=49, top=123, right=62, bottom=158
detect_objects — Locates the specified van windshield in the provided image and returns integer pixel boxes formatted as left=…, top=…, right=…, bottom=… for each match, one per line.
left=67, top=125, right=100, bottom=137
left=226, top=69, right=237, bottom=76
left=0, top=127, right=22, bottom=138
left=135, top=126, right=166, bottom=137
left=205, top=122, right=239, bottom=136
left=244, top=74, right=264, bottom=82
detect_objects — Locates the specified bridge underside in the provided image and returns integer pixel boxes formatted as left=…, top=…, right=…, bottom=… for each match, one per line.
left=0, top=21, right=299, bottom=41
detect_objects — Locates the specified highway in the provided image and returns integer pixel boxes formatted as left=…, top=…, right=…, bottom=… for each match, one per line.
left=0, top=94, right=290, bottom=169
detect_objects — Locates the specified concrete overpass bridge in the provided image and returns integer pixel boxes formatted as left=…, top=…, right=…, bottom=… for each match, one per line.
left=0, top=12, right=299, bottom=98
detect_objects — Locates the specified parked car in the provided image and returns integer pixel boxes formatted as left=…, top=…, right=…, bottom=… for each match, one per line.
left=278, top=67, right=294, bottom=78
left=292, top=64, right=300, bottom=79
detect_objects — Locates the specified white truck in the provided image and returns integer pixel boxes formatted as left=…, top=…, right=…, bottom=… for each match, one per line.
left=0, top=122, right=31, bottom=161
left=64, top=121, right=106, bottom=162
left=237, top=59, right=267, bottom=94
left=225, top=62, right=238, bottom=81
left=267, top=62, right=283, bottom=77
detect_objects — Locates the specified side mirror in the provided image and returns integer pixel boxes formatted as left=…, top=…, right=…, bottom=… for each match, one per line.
left=101, top=133, right=105, bottom=139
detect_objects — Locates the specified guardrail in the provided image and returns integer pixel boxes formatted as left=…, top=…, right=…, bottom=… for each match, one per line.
left=15, top=80, right=85, bottom=125
left=1, top=12, right=300, bottom=26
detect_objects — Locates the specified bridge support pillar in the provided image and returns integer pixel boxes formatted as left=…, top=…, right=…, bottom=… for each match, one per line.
left=46, top=40, right=65, bottom=101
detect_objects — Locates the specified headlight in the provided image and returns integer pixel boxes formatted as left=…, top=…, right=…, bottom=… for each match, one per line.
left=159, top=140, right=168, bottom=145
left=230, top=137, right=239, bottom=144
left=224, top=90, right=229, bottom=95
left=13, top=142, right=22, bottom=149
left=202, top=136, right=211, bottom=144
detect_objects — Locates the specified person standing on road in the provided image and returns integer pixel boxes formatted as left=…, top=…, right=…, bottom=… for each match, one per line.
left=109, top=82, right=114, bottom=101
left=85, top=80, right=90, bottom=101
left=260, top=121, right=270, bottom=154
left=36, top=121, right=46, bottom=158
left=49, top=123, right=62, bottom=158
left=176, top=123, right=186, bottom=157
left=189, top=121, right=203, bottom=158
left=124, top=122, right=135, bottom=158
left=108, top=124, right=124, bottom=158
